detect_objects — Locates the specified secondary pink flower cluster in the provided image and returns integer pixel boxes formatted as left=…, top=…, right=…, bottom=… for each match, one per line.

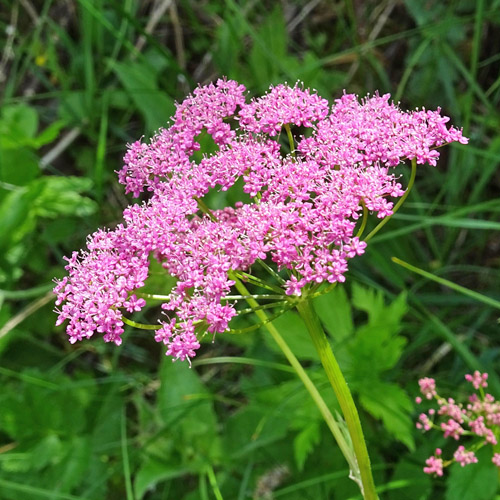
left=54, top=79, right=467, bottom=361
left=416, top=371, right=500, bottom=476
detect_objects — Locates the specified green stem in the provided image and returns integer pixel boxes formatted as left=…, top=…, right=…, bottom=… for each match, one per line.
left=364, top=158, right=417, bottom=242
left=195, top=196, right=217, bottom=221
left=135, top=292, right=170, bottom=300
left=231, top=275, right=360, bottom=486
left=391, top=256, right=500, bottom=311
left=296, top=298, right=378, bottom=500
left=233, top=270, right=284, bottom=294
left=256, top=258, right=286, bottom=284
left=284, top=123, right=296, bottom=157
left=206, top=465, right=224, bottom=500
left=356, top=200, right=368, bottom=238
left=222, top=293, right=285, bottom=301
left=122, top=316, right=161, bottom=330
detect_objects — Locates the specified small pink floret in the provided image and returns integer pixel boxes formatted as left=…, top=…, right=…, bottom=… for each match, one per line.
left=419, top=377, right=437, bottom=399
left=423, top=454, right=444, bottom=476
left=465, top=371, right=488, bottom=390
left=453, top=446, right=478, bottom=467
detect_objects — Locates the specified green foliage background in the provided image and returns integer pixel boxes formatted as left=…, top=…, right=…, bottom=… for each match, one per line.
left=1, top=0, right=500, bottom=498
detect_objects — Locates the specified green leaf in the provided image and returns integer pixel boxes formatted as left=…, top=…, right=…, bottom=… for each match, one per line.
left=358, top=382, right=415, bottom=450
left=158, top=357, right=220, bottom=459
left=0, top=147, right=39, bottom=186
left=0, top=104, right=39, bottom=146
left=349, top=322, right=407, bottom=374
left=49, top=436, right=92, bottom=495
left=113, top=60, right=175, bottom=132
left=0, top=370, right=89, bottom=442
left=293, top=421, right=320, bottom=471
left=386, top=459, right=431, bottom=500
left=135, top=460, right=194, bottom=500
left=33, top=120, right=66, bottom=148
left=445, top=447, right=498, bottom=500
left=313, top=286, right=354, bottom=344
left=352, top=283, right=407, bottom=327
left=0, top=176, right=96, bottom=253
left=263, top=310, right=319, bottom=361
left=348, top=286, right=408, bottom=374
left=248, top=6, right=288, bottom=87
left=30, top=176, right=97, bottom=218
left=0, top=187, right=38, bottom=252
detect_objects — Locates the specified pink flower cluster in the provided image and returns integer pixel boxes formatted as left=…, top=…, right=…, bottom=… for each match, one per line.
left=54, top=79, right=467, bottom=361
left=416, top=371, right=500, bottom=475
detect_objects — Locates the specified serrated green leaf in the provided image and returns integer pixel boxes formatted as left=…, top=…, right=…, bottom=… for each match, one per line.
left=358, top=382, right=415, bottom=450
left=351, top=283, right=385, bottom=323
left=0, top=370, right=89, bottom=442
left=348, top=286, right=407, bottom=374
left=352, top=283, right=407, bottom=327
left=293, top=421, right=320, bottom=471
left=313, top=286, right=354, bottom=344
left=0, top=176, right=96, bottom=253
left=349, top=322, right=407, bottom=374
left=54, top=436, right=92, bottom=494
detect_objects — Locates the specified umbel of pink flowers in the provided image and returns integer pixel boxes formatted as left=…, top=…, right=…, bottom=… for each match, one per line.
left=53, top=79, right=467, bottom=361
left=417, top=371, right=500, bottom=475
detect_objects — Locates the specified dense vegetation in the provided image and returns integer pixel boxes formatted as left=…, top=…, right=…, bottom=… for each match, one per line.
left=1, top=1, right=500, bottom=499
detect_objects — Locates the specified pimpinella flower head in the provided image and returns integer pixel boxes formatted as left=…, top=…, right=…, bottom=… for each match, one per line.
left=54, top=79, right=467, bottom=361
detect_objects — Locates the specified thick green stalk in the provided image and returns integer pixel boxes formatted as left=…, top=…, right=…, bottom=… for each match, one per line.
left=231, top=276, right=360, bottom=480
left=296, top=298, right=378, bottom=500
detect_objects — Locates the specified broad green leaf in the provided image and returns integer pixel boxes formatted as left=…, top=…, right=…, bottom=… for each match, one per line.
left=158, top=357, right=220, bottom=460
left=262, top=310, right=319, bottom=361
left=0, top=176, right=96, bottom=253
left=313, top=286, right=354, bottom=344
left=293, top=421, right=320, bottom=471
left=30, top=176, right=97, bottom=218
left=0, top=370, right=89, bottom=441
left=351, top=282, right=385, bottom=323
left=352, top=283, right=407, bottom=327
left=0, top=104, right=39, bottom=145
left=348, top=286, right=408, bottom=373
left=349, top=322, right=407, bottom=374
left=33, top=120, right=66, bottom=148
left=358, top=382, right=415, bottom=450
left=135, top=460, right=195, bottom=500
left=0, top=187, right=38, bottom=252
left=0, top=147, right=39, bottom=186
left=248, top=6, right=288, bottom=87
left=113, top=60, right=175, bottom=132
